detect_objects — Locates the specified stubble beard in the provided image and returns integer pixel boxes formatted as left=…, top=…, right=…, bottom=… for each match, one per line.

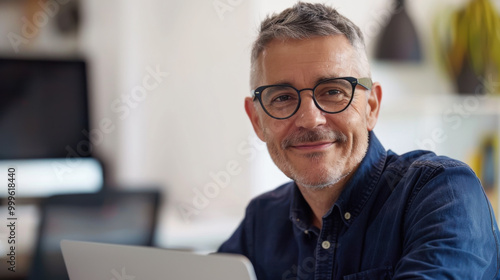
left=264, top=127, right=368, bottom=190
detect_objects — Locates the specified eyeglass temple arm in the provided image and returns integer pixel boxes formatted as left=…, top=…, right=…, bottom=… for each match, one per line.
left=358, top=78, right=373, bottom=90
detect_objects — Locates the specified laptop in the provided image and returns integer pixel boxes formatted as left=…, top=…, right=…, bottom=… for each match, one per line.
left=61, top=240, right=257, bottom=280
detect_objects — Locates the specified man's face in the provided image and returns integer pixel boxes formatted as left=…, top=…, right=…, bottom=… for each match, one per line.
left=246, top=35, right=381, bottom=189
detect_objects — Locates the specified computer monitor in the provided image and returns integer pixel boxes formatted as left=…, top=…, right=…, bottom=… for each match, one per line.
left=0, top=57, right=90, bottom=159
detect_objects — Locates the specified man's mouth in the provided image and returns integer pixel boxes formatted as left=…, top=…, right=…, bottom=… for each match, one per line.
left=290, top=141, right=335, bottom=151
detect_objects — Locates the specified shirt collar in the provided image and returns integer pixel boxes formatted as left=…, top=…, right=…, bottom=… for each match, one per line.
left=331, top=131, right=387, bottom=226
left=290, top=131, right=387, bottom=229
left=289, top=182, right=312, bottom=231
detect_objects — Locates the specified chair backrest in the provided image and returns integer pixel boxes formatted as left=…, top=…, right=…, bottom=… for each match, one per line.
left=29, top=189, right=161, bottom=280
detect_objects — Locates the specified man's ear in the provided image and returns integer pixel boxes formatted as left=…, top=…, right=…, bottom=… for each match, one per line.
left=245, top=97, right=265, bottom=142
left=366, top=82, right=382, bottom=131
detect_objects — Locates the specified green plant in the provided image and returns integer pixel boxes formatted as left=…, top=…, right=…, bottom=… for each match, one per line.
left=434, top=0, right=500, bottom=93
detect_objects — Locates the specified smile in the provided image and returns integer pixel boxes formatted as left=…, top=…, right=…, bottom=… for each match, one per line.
left=290, top=141, right=334, bottom=151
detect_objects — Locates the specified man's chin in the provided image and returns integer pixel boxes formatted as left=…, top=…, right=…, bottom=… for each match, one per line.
left=293, top=174, right=345, bottom=190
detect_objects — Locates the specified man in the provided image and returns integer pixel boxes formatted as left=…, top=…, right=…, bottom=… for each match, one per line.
left=218, top=2, right=500, bottom=279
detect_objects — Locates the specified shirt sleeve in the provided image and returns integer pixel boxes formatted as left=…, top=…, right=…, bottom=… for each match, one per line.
left=394, top=164, right=500, bottom=280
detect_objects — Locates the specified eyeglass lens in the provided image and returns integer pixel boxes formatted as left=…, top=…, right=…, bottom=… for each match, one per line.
left=260, top=78, right=354, bottom=119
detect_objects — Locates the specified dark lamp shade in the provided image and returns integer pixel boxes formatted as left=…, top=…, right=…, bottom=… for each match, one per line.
left=375, top=1, right=423, bottom=62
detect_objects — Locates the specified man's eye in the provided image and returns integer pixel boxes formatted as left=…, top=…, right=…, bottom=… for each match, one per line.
left=273, top=95, right=293, bottom=102
left=317, top=88, right=344, bottom=98
left=318, top=88, right=349, bottom=98
left=326, top=89, right=341, bottom=95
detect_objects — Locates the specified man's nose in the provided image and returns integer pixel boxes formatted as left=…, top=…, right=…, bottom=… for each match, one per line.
left=294, top=91, right=327, bottom=129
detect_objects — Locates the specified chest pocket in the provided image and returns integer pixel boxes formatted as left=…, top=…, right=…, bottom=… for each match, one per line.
left=343, top=266, right=393, bottom=280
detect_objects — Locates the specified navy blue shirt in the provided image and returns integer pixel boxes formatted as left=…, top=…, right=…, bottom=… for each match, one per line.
left=218, top=132, right=500, bottom=279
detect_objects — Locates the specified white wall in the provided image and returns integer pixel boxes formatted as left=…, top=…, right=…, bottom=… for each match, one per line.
left=80, top=0, right=259, bottom=249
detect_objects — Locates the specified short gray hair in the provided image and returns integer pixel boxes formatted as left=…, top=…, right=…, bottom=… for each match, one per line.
left=251, top=2, right=371, bottom=88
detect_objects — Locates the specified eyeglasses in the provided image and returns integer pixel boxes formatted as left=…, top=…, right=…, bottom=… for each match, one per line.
left=252, top=77, right=372, bottom=120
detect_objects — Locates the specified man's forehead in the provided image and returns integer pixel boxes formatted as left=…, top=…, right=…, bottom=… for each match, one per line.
left=258, top=35, right=357, bottom=83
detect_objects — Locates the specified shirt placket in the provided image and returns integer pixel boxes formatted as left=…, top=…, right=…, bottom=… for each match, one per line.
left=314, top=209, right=340, bottom=280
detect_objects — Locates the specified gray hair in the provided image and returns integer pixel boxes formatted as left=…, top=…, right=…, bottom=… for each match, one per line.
left=250, top=2, right=371, bottom=88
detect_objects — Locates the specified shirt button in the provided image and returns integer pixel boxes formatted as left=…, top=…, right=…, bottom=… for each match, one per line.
left=321, top=241, right=331, bottom=249
left=304, top=230, right=309, bottom=235
left=344, top=212, right=351, bottom=220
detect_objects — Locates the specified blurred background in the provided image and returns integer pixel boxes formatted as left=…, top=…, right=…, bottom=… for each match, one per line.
left=0, top=0, right=499, bottom=278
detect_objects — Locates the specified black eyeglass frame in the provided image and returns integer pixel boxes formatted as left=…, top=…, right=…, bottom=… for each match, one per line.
left=252, top=77, right=373, bottom=120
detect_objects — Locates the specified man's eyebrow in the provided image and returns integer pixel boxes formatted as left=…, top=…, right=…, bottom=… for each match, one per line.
left=314, top=75, right=341, bottom=84
left=269, top=79, right=293, bottom=86
left=270, top=75, right=341, bottom=87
